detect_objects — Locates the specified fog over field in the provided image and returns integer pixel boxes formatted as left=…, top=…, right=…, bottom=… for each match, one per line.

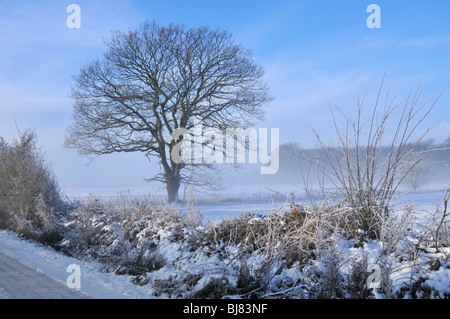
left=1, top=1, right=449, bottom=199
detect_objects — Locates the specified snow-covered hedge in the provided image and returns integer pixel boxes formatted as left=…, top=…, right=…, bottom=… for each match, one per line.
left=57, top=193, right=450, bottom=299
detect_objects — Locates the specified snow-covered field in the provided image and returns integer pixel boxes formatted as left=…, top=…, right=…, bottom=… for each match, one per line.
left=0, top=189, right=449, bottom=299
left=183, top=189, right=446, bottom=221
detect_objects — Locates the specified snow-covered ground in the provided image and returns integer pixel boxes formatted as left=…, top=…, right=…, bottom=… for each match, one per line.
left=0, top=189, right=449, bottom=299
left=181, top=189, right=447, bottom=221
left=0, top=230, right=156, bottom=298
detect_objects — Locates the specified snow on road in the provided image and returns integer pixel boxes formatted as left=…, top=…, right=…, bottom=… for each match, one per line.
left=0, top=230, right=155, bottom=299
left=0, top=249, right=89, bottom=299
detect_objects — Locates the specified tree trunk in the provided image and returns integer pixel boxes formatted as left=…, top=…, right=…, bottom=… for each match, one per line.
left=166, top=174, right=181, bottom=203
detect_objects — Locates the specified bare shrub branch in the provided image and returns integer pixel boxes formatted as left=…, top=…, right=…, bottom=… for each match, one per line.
left=305, top=74, right=444, bottom=238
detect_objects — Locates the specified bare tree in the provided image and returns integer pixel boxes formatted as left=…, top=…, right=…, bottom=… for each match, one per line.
left=307, top=74, right=443, bottom=238
left=402, top=159, right=431, bottom=192
left=65, top=21, right=271, bottom=202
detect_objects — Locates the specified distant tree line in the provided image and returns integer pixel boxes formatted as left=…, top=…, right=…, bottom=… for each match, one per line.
left=277, top=137, right=450, bottom=192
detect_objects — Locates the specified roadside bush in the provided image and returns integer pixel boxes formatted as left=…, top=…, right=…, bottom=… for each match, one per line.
left=306, top=78, right=442, bottom=239
left=205, top=212, right=268, bottom=249
left=346, top=253, right=372, bottom=299
left=0, top=130, right=65, bottom=242
left=61, top=194, right=204, bottom=275
left=53, top=191, right=450, bottom=299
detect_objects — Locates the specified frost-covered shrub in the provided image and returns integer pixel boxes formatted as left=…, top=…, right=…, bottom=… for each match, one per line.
left=61, top=194, right=205, bottom=275
left=346, top=253, right=372, bottom=299
left=152, top=273, right=203, bottom=298
left=55, top=190, right=450, bottom=299
left=0, top=131, right=65, bottom=241
left=307, top=81, right=442, bottom=239
left=307, top=253, right=345, bottom=299
left=377, top=205, right=415, bottom=255
left=190, top=275, right=236, bottom=299
left=205, top=212, right=268, bottom=248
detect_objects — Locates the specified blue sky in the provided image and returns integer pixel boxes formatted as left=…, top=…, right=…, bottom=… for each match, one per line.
left=0, top=1, right=449, bottom=196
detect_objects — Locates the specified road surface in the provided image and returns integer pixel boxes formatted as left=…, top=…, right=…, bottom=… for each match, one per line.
left=0, top=249, right=90, bottom=299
